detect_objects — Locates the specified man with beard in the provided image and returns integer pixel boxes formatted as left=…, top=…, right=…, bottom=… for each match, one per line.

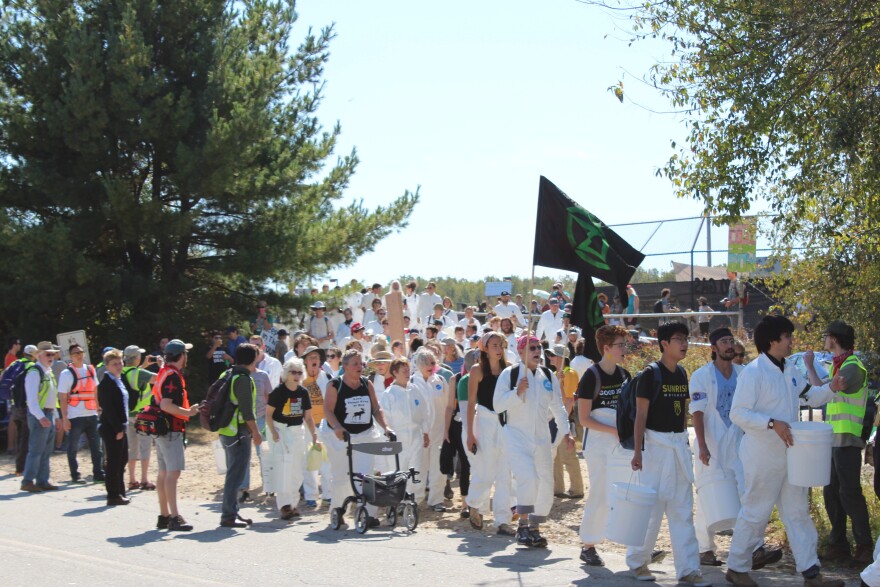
left=493, top=291, right=526, bottom=328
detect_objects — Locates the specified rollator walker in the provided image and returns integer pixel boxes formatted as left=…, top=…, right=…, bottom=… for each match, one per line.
left=330, top=431, right=420, bottom=534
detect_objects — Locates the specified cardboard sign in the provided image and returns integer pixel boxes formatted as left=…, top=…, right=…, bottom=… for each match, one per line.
left=56, top=330, right=90, bottom=365
left=384, top=291, right=406, bottom=346
left=262, top=327, right=279, bottom=354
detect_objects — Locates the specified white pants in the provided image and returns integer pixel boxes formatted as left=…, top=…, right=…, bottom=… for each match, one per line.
left=396, top=426, right=426, bottom=502
left=270, top=424, right=306, bottom=513
left=728, top=435, right=818, bottom=573
left=626, top=431, right=701, bottom=580
left=465, top=407, right=513, bottom=524
left=321, top=422, right=378, bottom=516
left=860, top=541, right=880, bottom=586
left=579, top=409, right=618, bottom=544
left=420, top=431, right=445, bottom=506
left=503, top=425, right=553, bottom=521
left=303, top=419, right=331, bottom=501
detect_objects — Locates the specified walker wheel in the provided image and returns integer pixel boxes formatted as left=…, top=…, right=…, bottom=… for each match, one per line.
left=355, top=505, right=369, bottom=534
left=387, top=506, right=397, bottom=527
left=403, top=503, right=418, bottom=531
left=330, top=507, right=344, bottom=530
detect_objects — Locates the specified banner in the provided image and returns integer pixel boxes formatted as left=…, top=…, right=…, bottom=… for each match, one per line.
left=728, top=217, right=757, bottom=273
left=57, top=330, right=90, bottom=365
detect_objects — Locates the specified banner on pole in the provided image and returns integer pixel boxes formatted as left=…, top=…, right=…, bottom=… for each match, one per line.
left=727, top=218, right=758, bottom=273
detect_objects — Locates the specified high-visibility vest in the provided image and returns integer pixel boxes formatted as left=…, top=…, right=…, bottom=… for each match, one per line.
left=66, top=365, right=98, bottom=410
left=218, top=373, right=256, bottom=437
left=26, top=364, right=57, bottom=409
left=826, top=354, right=868, bottom=437
left=122, top=366, right=153, bottom=416
left=153, top=365, right=190, bottom=432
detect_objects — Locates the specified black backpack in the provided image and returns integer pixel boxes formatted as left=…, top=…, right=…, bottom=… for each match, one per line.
left=12, top=363, right=45, bottom=409
left=652, top=299, right=664, bottom=313
left=616, top=362, right=685, bottom=450
left=0, top=359, right=29, bottom=403
left=199, top=370, right=238, bottom=432
left=499, top=364, right=553, bottom=426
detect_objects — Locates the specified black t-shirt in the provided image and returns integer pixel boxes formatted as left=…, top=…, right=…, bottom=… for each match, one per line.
left=576, top=365, right=631, bottom=411
left=331, top=377, right=373, bottom=434
left=208, top=348, right=228, bottom=383
left=636, top=362, right=689, bottom=433
left=267, top=383, right=312, bottom=426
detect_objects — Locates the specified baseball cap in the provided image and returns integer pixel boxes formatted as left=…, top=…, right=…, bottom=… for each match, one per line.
left=822, top=320, right=854, bottom=341
left=548, top=298, right=559, bottom=304
left=123, top=345, right=146, bottom=360
left=500, top=290, right=510, bottom=296
left=351, top=322, right=365, bottom=333
left=23, top=344, right=37, bottom=357
left=165, top=339, right=193, bottom=355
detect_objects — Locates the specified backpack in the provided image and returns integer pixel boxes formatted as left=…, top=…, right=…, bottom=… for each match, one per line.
left=499, top=364, right=553, bottom=426
left=199, top=370, right=238, bottom=432
left=581, top=363, right=628, bottom=441
left=616, top=362, right=685, bottom=450
left=11, top=363, right=44, bottom=408
left=652, top=299, right=664, bottom=313
left=134, top=401, right=169, bottom=437
left=0, top=359, right=29, bottom=402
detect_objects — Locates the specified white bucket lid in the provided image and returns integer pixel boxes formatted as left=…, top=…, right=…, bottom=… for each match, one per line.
left=790, top=421, right=833, bottom=436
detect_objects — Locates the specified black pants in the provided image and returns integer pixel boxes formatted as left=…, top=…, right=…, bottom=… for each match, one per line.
left=874, top=440, right=880, bottom=501
left=12, top=406, right=29, bottom=473
left=439, top=420, right=470, bottom=496
left=100, top=427, right=128, bottom=500
left=824, top=445, right=872, bottom=546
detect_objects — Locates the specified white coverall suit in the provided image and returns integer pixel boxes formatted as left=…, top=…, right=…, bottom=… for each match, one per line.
left=861, top=542, right=880, bottom=586
left=465, top=391, right=514, bottom=525
left=493, top=365, right=569, bottom=522
left=410, top=371, right=448, bottom=506
left=728, top=353, right=836, bottom=574
left=689, top=361, right=745, bottom=553
left=319, top=419, right=381, bottom=517
left=379, top=383, right=432, bottom=501
left=268, top=422, right=306, bottom=514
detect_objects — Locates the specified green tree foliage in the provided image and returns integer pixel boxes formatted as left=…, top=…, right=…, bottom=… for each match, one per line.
left=585, top=0, right=880, bottom=346
left=0, top=1, right=418, bottom=350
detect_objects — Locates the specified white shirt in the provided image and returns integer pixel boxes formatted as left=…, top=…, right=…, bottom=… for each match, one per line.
left=535, top=309, right=564, bottom=341
left=569, top=355, right=594, bottom=381
left=25, top=363, right=57, bottom=420
left=494, top=302, right=526, bottom=326
left=458, top=316, right=482, bottom=330
left=364, top=320, right=383, bottom=337
left=58, top=364, right=99, bottom=419
left=418, top=292, right=443, bottom=325
left=259, top=355, right=283, bottom=388
left=404, top=293, right=420, bottom=319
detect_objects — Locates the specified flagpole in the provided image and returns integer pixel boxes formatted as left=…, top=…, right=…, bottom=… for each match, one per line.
left=528, top=264, right=536, bottom=334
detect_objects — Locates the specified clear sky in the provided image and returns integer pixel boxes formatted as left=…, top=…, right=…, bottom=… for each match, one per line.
left=294, top=0, right=768, bottom=286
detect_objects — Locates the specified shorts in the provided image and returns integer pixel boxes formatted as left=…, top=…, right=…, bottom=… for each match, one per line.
left=126, top=420, right=153, bottom=461
left=699, top=322, right=710, bottom=335
left=155, top=432, right=186, bottom=471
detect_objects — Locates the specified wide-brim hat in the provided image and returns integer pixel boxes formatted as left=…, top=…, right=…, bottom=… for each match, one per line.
left=369, top=351, right=393, bottom=363
left=300, top=345, right=326, bottom=363
left=35, top=341, right=61, bottom=356
left=310, top=301, right=326, bottom=310
left=547, top=344, right=570, bottom=359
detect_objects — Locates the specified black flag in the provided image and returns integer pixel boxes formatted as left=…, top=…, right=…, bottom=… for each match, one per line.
left=533, top=176, right=645, bottom=360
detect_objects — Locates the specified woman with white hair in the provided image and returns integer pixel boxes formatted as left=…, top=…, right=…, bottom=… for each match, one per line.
left=266, top=357, right=319, bottom=520
left=409, top=348, right=449, bottom=512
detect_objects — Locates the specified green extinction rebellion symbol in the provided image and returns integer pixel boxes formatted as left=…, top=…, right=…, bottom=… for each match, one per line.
left=566, top=206, right=610, bottom=272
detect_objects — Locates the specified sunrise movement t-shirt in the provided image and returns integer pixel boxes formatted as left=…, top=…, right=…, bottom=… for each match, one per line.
left=636, top=362, right=689, bottom=433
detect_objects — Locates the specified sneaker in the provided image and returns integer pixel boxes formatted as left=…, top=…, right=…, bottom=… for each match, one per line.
left=322, top=498, right=332, bottom=507
left=527, top=528, right=548, bottom=548
left=280, top=505, right=295, bottom=520
left=516, top=525, right=532, bottom=547
left=220, top=519, right=248, bottom=528
left=651, top=550, right=667, bottom=564
left=460, top=507, right=470, bottom=519
left=157, top=515, right=171, bottom=529
left=700, top=550, right=724, bottom=566
left=724, top=570, right=757, bottom=587
left=751, top=545, right=783, bottom=570
left=580, top=546, right=604, bottom=567
left=239, top=490, right=252, bottom=504
left=305, top=500, right=318, bottom=508
left=677, top=571, right=710, bottom=586
left=20, top=482, right=43, bottom=493
left=107, top=496, right=131, bottom=506
left=92, top=475, right=106, bottom=483
left=168, top=515, right=193, bottom=532
left=633, top=564, right=656, bottom=582
left=37, top=483, right=59, bottom=491
left=430, top=503, right=446, bottom=512
left=497, top=523, right=516, bottom=536
left=444, top=479, right=454, bottom=500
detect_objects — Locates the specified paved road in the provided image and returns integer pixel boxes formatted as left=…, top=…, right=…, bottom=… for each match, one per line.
left=0, top=475, right=860, bottom=586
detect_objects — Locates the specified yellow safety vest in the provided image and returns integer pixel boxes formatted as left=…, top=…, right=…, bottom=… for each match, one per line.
left=826, top=354, right=868, bottom=437
left=218, top=373, right=256, bottom=437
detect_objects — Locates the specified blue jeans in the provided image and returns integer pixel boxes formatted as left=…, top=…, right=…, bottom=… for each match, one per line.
left=67, top=415, right=104, bottom=479
left=240, top=417, right=264, bottom=491
left=221, top=432, right=252, bottom=523
left=23, top=410, right=56, bottom=486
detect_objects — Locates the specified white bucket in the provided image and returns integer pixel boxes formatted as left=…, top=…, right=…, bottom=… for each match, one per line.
left=605, top=482, right=658, bottom=546
left=787, top=421, right=833, bottom=487
left=606, top=449, right=636, bottom=493
left=212, top=439, right=227, bottom=475
left=261, top=440, right=277, bottom=494
left=698, top=476, right=740, bottom=533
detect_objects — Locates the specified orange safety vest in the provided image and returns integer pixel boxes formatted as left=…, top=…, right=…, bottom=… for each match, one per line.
left=153, top=365, right=190, bottom=432
left=66, top=364, right=98, bottom=410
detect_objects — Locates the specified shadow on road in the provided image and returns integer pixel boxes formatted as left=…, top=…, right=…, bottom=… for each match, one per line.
left=107, top=530, right=167, bottom=548
left=63, top=505, right=110, bottom=517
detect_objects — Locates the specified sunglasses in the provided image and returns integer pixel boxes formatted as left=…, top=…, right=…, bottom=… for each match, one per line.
left=289, top=370, right=303, bottom=375
left=527, top=345, right=542, bottom=351
left=326, top=354, right=337, bottom=359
